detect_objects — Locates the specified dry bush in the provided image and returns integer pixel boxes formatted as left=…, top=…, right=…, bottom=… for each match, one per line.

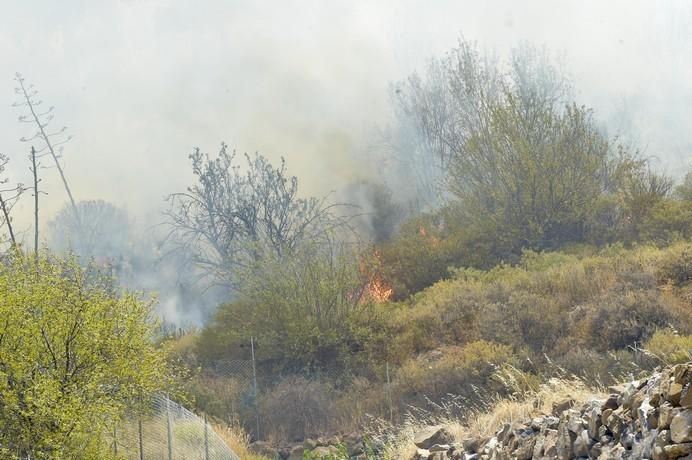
left=551, top=348, right=645, bottom=386
left=655, top=242, right=692, bottom=286
left=258, top=377, right=338, bottom=443
left=644, top=330, right=692, bottom=365
left=390, top=341, right=518, bottom=416
left=186, top=374, right=254, bottom=428
left=572, top=290, right=689, bottom=351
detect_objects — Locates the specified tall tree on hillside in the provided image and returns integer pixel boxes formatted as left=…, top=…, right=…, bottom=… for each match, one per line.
left=48, top=200, right=130, bottom=260
left=391, top=38, right=667, bottom=254
left=165, top=144, right=346, bottom=287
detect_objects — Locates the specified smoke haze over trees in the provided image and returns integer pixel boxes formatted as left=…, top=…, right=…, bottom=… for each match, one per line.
left=2, top=1, right=692, bottom=323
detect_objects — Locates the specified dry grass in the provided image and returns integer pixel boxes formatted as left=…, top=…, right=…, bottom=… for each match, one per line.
left=384, top=377, right=605, bottom=459
left=211, top=422, right=270, bottom=460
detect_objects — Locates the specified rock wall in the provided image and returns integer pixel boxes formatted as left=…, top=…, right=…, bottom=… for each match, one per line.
left=412, top=363, right=692, bottom=460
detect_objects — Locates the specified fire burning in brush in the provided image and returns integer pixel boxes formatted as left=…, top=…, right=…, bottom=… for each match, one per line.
left=360, top=249, right=393, bottom=303
left=419, top=224, right=441, bottom=246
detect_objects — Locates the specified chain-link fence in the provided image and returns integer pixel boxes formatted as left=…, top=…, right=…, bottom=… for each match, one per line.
left=205, top=352, right=396, bottom=442
left=112, top=394, right=240, bottom=460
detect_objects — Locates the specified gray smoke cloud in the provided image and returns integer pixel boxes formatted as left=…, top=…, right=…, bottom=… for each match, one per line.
left=2, top=0, right=691, bottom=223
left=1, top=0, right=691, bottom=321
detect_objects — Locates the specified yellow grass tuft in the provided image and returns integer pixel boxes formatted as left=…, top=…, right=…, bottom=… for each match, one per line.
left=385, top=377, right=605, bottom=459
left=211, top=422, right=270, bottom=460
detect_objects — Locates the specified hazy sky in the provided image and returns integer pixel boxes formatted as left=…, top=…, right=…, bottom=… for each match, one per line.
left=2, top=0, right=692, bottom=234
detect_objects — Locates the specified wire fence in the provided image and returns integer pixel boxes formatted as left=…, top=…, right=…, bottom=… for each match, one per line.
left=113, top=394, right=240, bottom=460
left=206, top=349, right=396, bottom=442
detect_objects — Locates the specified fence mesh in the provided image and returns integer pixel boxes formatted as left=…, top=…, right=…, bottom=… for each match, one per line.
left=206, top=357, right=395, bottom=441
left=114, top=394, right=240, bottom=460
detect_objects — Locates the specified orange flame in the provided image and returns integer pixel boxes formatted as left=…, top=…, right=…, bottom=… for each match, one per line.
left=419, top=225, right=440, bottom=247
left=364, top=275, right=394, bottom=303
left=360, top=249, right=394, bottom=303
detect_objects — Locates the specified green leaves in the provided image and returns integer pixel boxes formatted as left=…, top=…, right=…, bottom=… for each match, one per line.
left=0, top=252, right=168, bottom=458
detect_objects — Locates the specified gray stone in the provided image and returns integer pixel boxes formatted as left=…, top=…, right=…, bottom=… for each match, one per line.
left=496, top=423, right=511, bottom=444
left=542, top=429, right=559, bottom=458
left=603, top=394, right=620, bottom=411
left=413, top=448, right=430, bottom=460
left=606, top=408, right=628, bottom=441
left=414, top=426, right=455, bottom=450
left=673, top=364, right=692, bottom=385
left=573, top=429, right=592, bottom=457
left=565, top=409, right=586, bottom=433
left=545, top=416, right=560, bottom=430
left=671, top=409, right=692, bottom=443
left=589, top=405, right=603, bottom=440
left=557, top=421, right=576, bottom=460
left=621, top=430, right=635, bottom=450
left=682, top=384, right=692, bottom=409
left=653, top=429, right=671, bottom=460
left=513, top=437, right=535, bottom=460
left=462, top=437, right=481, bottom=453
left=429, top=451, right=448, bottom=460
left=598, top=444, right=626, bottom=459
left=662, top=403, right=677, bottom=430
left=530, top=417, right=545, bottom=431
left=553, top=398, right=575, bottom=416
left=590, top=442, right=604, bottom=459
left=670, top=383, right=685, bottom=406
left=663, top=442, right=692, bottom=459
left=430, top=444, right=451, bottom=452
left=249, top=441, right=279, bottom=459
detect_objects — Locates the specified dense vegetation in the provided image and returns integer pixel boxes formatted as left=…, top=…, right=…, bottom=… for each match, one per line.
left=0, top=253, right=168, bottom=458
left=174, top=40, right=692, bottom=444
left=1, top=38, right=691, bottom=457
left=185, top=241, right=692, bottom=442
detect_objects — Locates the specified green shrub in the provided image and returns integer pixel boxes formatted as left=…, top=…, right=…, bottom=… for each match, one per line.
left=644, top=331, right=692, bottom=364
left=655, top=242, right=692, bottom=286
left=391, top=341, right=519, bottom=411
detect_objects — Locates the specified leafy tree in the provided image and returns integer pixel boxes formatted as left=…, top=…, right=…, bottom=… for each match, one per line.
left=48, top=199, right=130, bottom=260
left=165, top=144, right=343, bottom=287
left=394, top=38, right=668, bottom=255
left=0, top=252, right=167, bottom=458
left=197, top=240, right=369, bottom=370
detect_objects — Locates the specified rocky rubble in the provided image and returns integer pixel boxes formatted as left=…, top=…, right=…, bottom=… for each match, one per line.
left=409, top=363, right=692, bottom=460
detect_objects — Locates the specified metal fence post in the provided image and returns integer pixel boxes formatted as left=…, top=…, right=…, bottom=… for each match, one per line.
left=166, top=396, right=173, bottom=460
left=138, top=418, right=144, bottom=460
left=113, top=425, right=118, bottom=457
left=386, top=361, right=393, bottom=421
left=251, top=336, right=260, bottom=439
left=204, top=413, right=210, bottom=460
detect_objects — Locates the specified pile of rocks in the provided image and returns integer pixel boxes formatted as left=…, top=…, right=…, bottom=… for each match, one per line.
left=411, top=363, right=691, bottom=460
